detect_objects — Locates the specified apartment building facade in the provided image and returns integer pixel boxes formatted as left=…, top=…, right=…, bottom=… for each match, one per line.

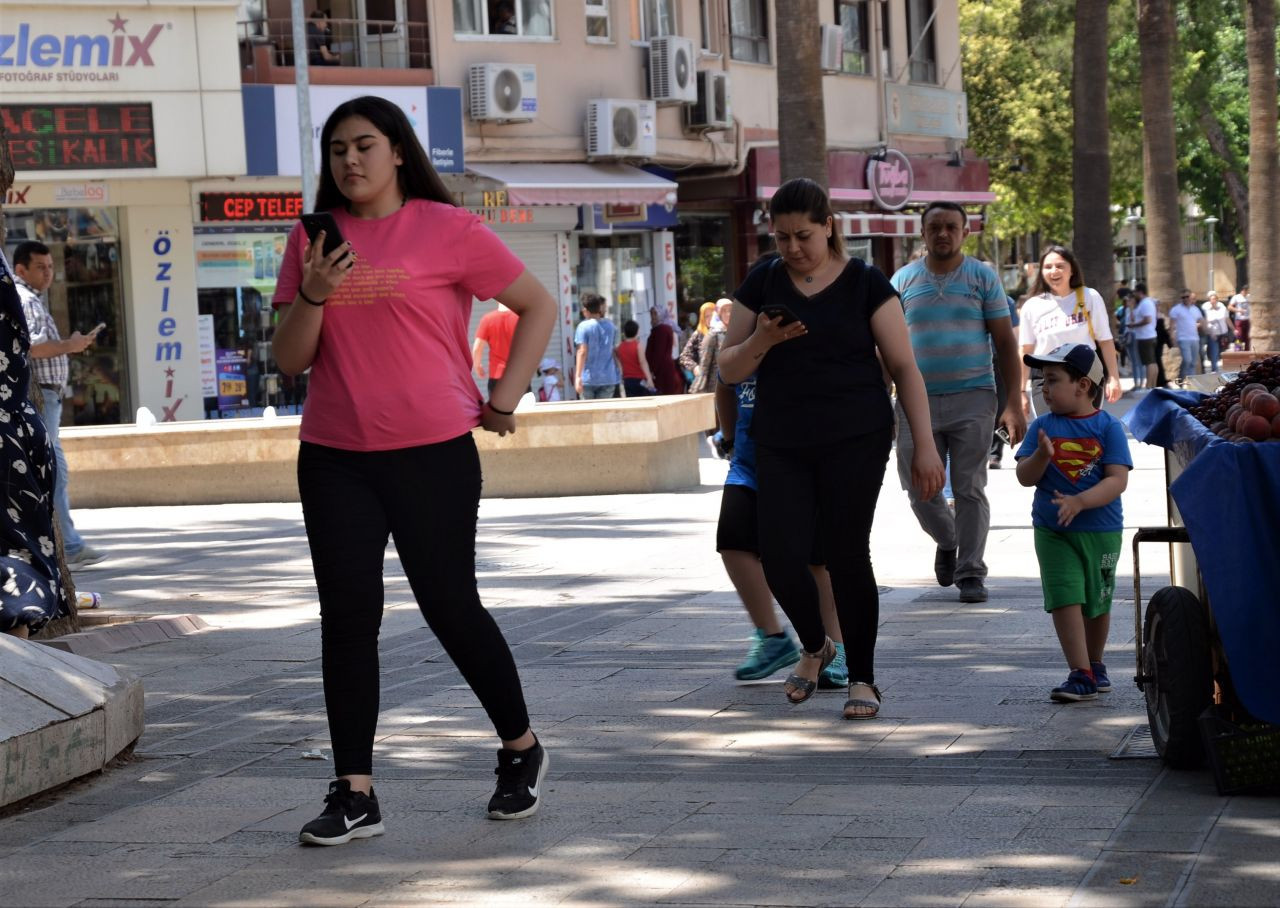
left=2, top=0, right=986, bottom=419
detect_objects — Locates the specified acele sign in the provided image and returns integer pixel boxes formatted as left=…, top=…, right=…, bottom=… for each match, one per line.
left=0, top=103, right=156, bottom=170
left=200, top=192, right=303, bottom=222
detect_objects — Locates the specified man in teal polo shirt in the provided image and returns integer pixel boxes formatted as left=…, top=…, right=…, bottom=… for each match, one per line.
left=890, top=202, right=1026, bottom=603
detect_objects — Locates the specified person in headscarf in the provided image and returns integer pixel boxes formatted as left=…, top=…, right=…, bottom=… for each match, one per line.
left=645, top=306, right=684, bottom=394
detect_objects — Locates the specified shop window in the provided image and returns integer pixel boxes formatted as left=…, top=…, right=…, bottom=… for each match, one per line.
left=674, top=215, right=733, bottom=328
left=194, top=228, right=303, bottom=419
left=3, top=208, right=130, bottom=426
left=729, top=0, right=769, bottom=64
left=586, top=0, right=610, bottom=41
left=455, top=0, right=553, bottom=37
left=906, top=0, right=938, bottom=84
left=576, top=235, right=652, bottom=331
left=836, top=1, right=870, bottom=75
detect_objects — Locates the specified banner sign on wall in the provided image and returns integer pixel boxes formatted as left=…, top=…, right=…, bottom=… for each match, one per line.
left=1, top=103, right=156, bottom=170
left=194, top=231, right=288, bottom=290
left=215, top=348, right=249, bottom=411
left=241, top=85, right=464, bottom=177
left=197, top=314, right=217, bottom=398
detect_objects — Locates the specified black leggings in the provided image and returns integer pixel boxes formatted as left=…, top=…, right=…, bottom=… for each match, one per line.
left=298, top=435, right=530, bottom=776
left=755, top=428, right=892, bottom=683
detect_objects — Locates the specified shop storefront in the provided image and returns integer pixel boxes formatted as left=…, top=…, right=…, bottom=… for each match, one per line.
left=677, top=147, right=994, bottom=288
left=1, top=2, right=246, bottom=423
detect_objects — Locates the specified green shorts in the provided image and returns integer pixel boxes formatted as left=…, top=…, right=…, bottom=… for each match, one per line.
left=1033, top=527, right=1123, bottom=619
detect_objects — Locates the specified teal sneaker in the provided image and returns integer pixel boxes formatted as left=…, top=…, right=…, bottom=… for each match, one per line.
left=818, top=642, right=848, bottom=689
left=734, top=629, right=801, bottom=680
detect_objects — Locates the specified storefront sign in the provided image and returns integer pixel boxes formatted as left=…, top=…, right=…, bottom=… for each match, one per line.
left=652, top=230, right=677, bottom=327
left=200, top=192, right=303, bottom=223
left=866, top=149, right=914, bottom=211
left=0, top=13, right=177, bottom=85
left=1, top=102, right=156, bottom=170
left=243, top=85, right=465, bottom=177
left=4, top=184, right=31, bottom=205
left=885, top=83, right=969, bottom=140
left=52, top=182, right=108, bottom=204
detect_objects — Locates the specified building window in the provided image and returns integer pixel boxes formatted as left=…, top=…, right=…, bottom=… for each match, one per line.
left=836, top=1, right=869, bottom=75
left=906, top=0, right=937, bottom=83
left=454, top=0, right=553, bottom=38
left=698, top=0, right=713, bottom=52
left=586, top=0, right=610, bottom=41
left=639, top=0, right=675, bottom=40
left=729, top=0, right=769, bottom=63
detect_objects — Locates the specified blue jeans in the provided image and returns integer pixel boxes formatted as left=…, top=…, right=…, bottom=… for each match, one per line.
left=1127, top=335, right=1144, bottom=386
left=1205, top=334, right=1222, bottom=372
left=39, top=387, right=85, bottom=555
left=1177, top=340, right=1200, bottom=379
left=581, top=383, right=618, bottom=400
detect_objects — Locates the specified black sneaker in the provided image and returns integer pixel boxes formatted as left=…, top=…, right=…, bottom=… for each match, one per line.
left=934, top=547, right=957, bottom=587
left=487, top=741, right=549, bottom=820
left=958, top=577, right=989, bottom=602
left=298, top=779, right=385, bottom=846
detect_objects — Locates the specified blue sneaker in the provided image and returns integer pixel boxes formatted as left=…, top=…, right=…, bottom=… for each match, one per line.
left=1050, top=669, right=1098, bottom=703
left=818, top=642, right=848, bottom=689
left=734, top=629, right=800, bottom=681
left=1091, top=661, right=1112, bottom=693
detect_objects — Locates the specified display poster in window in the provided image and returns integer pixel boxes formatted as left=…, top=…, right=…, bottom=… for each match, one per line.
left=216, top=348, right=249, bottom=411
left=194, top=231, right=287, bottom=291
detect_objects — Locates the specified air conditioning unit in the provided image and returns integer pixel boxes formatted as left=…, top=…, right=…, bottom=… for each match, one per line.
left=586, top=99, right=657, bottom=159
left=648, top=34, right=697, bottom=104
left=820, top=24, right=844, bottom=72
left=468, top=62, right=537, bottom=122
left=687, top=70, right=731, bottom=130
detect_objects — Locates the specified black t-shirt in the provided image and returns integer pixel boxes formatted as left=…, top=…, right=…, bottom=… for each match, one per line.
left=734, top=254, right=897, bottom=448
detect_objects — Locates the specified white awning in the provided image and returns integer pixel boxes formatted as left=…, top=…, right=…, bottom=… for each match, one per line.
left=837, top=212, right=985, bottom=237
left=463, top=163, right=678, bottom=207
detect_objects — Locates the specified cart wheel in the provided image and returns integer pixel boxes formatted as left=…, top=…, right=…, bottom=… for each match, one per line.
left=1143, top=586, right=1213, bottom=768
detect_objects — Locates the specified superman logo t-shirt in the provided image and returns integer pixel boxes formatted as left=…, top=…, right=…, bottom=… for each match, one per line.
left=1016, top=409, right=1133, bottom=532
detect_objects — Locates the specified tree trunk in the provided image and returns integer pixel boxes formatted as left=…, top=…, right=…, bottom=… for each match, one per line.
left=775, top=4, right=828, bottom=190
left=1197, top=105, right=1250, bottom=278
left=1072, top=0, right=1112, bottom=294
left=1138, top=0, right=1186, bottom=312
left=1244, top=0, right=1278, bottom=350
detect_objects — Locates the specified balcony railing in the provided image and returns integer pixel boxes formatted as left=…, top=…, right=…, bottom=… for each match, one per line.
left=237, top=17, right=431, bottom=77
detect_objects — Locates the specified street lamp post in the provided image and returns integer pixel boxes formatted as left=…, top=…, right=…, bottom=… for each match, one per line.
left=1204, top=215, right=1219, bottom=295
left=1126, top=213, right=1140, bottom=289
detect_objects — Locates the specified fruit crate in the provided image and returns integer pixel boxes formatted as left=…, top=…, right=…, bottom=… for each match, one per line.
left=1198, top=705, right=1280, bottom=795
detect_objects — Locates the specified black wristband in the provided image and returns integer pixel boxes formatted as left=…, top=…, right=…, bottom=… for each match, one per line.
left=486, top=401, right=515, bottom=416
left=298, top=288, right=327, bottom=307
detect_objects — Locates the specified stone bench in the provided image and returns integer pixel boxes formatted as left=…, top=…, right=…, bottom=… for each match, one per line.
left=61, top=394, right=715, bottom=507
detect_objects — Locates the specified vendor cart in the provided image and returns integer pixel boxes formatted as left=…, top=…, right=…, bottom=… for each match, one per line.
left=1126, top=389, right=1280, bottom=793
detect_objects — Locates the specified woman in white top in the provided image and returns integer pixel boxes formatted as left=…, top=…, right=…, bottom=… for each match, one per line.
left=1201, top=292, right=1231, bottom=372
left=1019, top=245, right=1123, bottom=415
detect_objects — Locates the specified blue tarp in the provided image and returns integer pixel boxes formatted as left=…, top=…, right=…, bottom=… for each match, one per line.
left=1125, top=390, right=1280, bottom=724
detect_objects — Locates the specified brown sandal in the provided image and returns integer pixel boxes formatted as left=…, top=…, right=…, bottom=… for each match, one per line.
left=843, top=681, right=882, bottom=720
left=783, top=638, right=836, bottom=704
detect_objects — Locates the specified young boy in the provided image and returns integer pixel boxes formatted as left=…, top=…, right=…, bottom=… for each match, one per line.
left=617, top=319, right=656, bottom=397
left=1015, top=344, right=1132, bottom=702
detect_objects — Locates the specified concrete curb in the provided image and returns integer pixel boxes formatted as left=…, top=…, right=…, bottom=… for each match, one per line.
left=0, top=636, right=144, bottom=809
left=39, top=614, right=209, bottom=658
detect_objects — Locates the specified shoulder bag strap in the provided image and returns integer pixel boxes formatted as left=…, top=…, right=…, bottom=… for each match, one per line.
left=1074, top=286, right=1097, bottom=343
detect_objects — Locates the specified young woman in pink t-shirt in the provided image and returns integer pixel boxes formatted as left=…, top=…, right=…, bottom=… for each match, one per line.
left=271, top=96, right=556, bottom=845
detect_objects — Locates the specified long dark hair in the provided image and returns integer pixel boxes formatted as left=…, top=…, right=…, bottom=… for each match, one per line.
left=313, top=96, right=454, bottom=212
left=1030, top=244, right=1085, bottom=296
left=768, top=177, right=845, bottom=258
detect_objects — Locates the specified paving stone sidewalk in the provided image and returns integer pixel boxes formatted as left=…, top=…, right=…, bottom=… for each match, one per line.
left=2, top=423, right=1276, bottom=906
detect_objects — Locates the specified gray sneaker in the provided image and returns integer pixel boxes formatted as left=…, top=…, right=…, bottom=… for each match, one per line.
left=67, top=545, right=107, bottom=567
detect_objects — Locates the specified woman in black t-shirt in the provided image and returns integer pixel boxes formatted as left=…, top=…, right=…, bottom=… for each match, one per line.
left=719, top=178, right=944, bottom=720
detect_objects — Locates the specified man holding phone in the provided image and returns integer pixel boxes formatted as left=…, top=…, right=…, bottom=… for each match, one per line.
left=13, top=241, right=107, bottom=567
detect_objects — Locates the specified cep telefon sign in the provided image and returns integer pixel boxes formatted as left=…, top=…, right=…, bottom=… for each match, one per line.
left=1, top=102, right=156, bottom=171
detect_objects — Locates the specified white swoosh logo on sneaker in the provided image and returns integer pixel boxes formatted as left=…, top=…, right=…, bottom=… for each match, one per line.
left=527, top=783, right=539, bottom=798
left=344, top=813, right=368, bottom=830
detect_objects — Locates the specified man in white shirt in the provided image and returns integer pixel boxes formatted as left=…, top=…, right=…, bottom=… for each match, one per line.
left=1228, top=285, right=1250, bottom=351
left=1125, top=283, right=1159, bottom=391
left=1167, top=289, right=1205, bottom=379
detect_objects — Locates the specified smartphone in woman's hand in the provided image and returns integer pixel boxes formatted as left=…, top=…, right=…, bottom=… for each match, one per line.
left=300, top=212, right=349, bottom=260
left=762, top=304, right=800, bottom=326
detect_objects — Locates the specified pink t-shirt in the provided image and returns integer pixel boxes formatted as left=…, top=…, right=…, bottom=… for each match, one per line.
left=273, top=200, right=524, bottom=451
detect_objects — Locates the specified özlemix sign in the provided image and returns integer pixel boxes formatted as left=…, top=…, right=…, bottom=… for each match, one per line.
left=866, top=150, right=914, bottom=212
left=0, top=13, right=171, bottom=84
